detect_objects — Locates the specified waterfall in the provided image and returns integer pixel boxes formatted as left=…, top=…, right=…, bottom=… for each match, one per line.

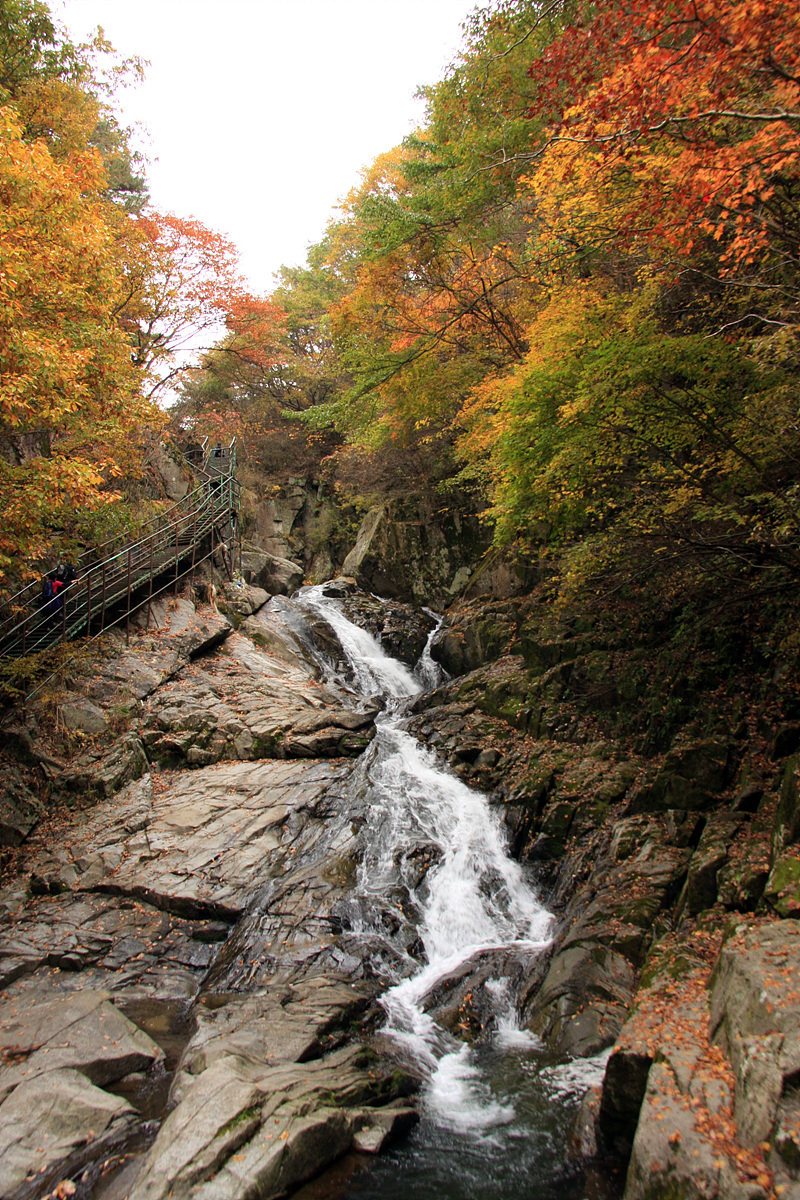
left=296, top=586, right=553, bottom=1132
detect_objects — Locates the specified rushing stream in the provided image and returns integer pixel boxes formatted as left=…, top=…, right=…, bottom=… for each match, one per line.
left=290, top=587, right=618, bottom=1200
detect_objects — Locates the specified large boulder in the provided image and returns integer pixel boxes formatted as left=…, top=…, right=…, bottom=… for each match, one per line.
left=128, top=1045, right=413, bottom=1200
left=599, top=944, right=775, bottom=1200
left=628, top=739, right=732, bottom=814
left=240, top=550, right=304, bottom=596
left=0, top=1068, right=138, bottom=1199
left=59, top=733, right=149, bottom=802
left=0, top=990, right=162, bottom=1101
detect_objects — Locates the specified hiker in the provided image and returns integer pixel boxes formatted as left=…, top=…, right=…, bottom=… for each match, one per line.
left=53, top=562, right=77, bottom=588
left=39, top=562, right=77, bottom=623
left=213, top=443, right=223, bottom=458
left=39, top=575, right=64, bottom=621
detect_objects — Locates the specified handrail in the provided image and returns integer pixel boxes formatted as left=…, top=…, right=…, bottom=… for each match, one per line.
left=0, top=453, right=207, bottom=617
left=23, top=538, right=226, bottom=705
left=0, top=436, right=242, bottom=666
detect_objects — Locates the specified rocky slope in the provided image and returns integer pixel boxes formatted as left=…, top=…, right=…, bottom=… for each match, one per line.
left=0, top=560, right=798, bottom=1200
left=402, top=585, right=800, bottom=1200
left=0, top=587, right=422, bottom=1200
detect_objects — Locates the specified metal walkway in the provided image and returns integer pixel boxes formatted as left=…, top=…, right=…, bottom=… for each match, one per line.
left=0, top=438, right=240, bottom=663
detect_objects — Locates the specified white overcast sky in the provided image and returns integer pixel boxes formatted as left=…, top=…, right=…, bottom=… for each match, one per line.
left=56, top=0, right=479, bottom=295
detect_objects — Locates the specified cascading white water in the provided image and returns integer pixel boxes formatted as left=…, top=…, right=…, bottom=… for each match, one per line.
left=296, top=586, right=553, bottom=1132
left=300, top=587, right=420, bottom=701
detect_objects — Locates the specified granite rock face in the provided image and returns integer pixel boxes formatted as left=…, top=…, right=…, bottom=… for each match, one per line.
left=3, top=575, right=799, bottom=1200
left=0, top=591, right=415, bottom=1199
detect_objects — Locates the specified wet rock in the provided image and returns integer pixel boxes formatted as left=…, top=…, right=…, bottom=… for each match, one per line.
left=128, top=1044, right=414, bottom=1200
left=429, top=609, right=516, bottom=677
left=526, top=943, right=637, bottom=1057
left=237, top=608, right=317, bottom=672
left=172, top=982, right=373, bottom=1100
left=59, top=733, right=149, bottom=802
left=0, top=885, right=226, bottom=999
left=419, top=947, right=528, bottom=1043
left=321, top=578, right=358, bottom=599
left=0, top=1067, right=138, bottom=1200
left=92, top=759, right=351, bottom=919
left=596, top=1047, right=653, bottom=1160
left=570, top=1084, right=602, bottom=1159
left=522, top=817, right=690, bottom=1058
left=339, top=591, right=436, bottom=665
left=139, top=632, right=375, bottom=767
left=0, top=990, right=162, bottom=1102
left=351, top=1104, right=418, bottom=1153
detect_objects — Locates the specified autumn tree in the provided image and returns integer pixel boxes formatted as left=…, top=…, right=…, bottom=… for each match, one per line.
left=452, top=0, right=800, bottom=598
left=0, top=104, right=156, bottom=576
left=0, top=2, right=158, bottom=580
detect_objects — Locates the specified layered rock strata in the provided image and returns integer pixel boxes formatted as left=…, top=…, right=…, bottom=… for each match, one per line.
left=0, top=592, right=415, bottom=1200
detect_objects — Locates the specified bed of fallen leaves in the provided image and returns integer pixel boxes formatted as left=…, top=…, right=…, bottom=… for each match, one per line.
left=618, top=927, right=780, bottom=1198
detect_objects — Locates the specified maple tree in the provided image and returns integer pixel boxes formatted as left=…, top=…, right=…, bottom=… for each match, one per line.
left=119, top=212, right=274, bottom=398
left=0, top=3, right=289, bottom=580
left=526, top=0, right=800, bottom=287
left=0, top=102, right=157, bottom=575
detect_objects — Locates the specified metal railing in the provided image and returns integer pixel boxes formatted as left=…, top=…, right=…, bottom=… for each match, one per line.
left=0, top=437, right=240, bottom=663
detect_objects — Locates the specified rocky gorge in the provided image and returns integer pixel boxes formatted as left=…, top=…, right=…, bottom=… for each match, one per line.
left=1, top=524, right=799, bottom=1200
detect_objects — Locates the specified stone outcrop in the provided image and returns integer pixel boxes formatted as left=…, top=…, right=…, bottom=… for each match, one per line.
left=340, top=501, right=490, bottom=607
left=139, top=632, right=376, bottom=767
left=239, top=550, right=304, bottom=596
left=710, top=920, right=800, bottom=1192
left=401, top=579, right=800, bottom=1200
left=3, top=565, right=800, bottom=1200
left=0, top=590, right=418, bottom=1199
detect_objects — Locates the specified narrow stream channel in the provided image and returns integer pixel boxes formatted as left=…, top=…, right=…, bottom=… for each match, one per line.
left=291, top=587, right=620, bottom=1200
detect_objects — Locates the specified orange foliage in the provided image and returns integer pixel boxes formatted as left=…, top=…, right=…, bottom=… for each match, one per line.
left=527, top=0, right=800, bottom=275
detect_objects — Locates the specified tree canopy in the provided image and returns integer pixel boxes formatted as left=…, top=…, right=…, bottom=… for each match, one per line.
left=0, top=0, right=277, bottom=581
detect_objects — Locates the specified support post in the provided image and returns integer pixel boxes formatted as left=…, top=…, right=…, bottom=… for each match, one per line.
left=190, top=507, right=197, bottom=594
left=147, top=537, right=154, bottom=629
left=126, top=549, right=132, bottom=645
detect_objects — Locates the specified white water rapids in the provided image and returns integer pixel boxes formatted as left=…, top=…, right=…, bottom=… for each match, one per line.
left=297, top=586, right=554, bottom=1133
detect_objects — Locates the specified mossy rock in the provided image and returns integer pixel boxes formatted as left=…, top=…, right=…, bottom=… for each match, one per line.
left=773, top=755, right=800, bottom=856
left=764, top=852, right=800, bottom=917
left=508, top=765, right=555, bottom=813
left=540, top=800, right=576, bottom=839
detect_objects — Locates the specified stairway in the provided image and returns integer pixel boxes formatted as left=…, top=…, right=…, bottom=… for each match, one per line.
left=0, top=442, right=240, bottom=662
